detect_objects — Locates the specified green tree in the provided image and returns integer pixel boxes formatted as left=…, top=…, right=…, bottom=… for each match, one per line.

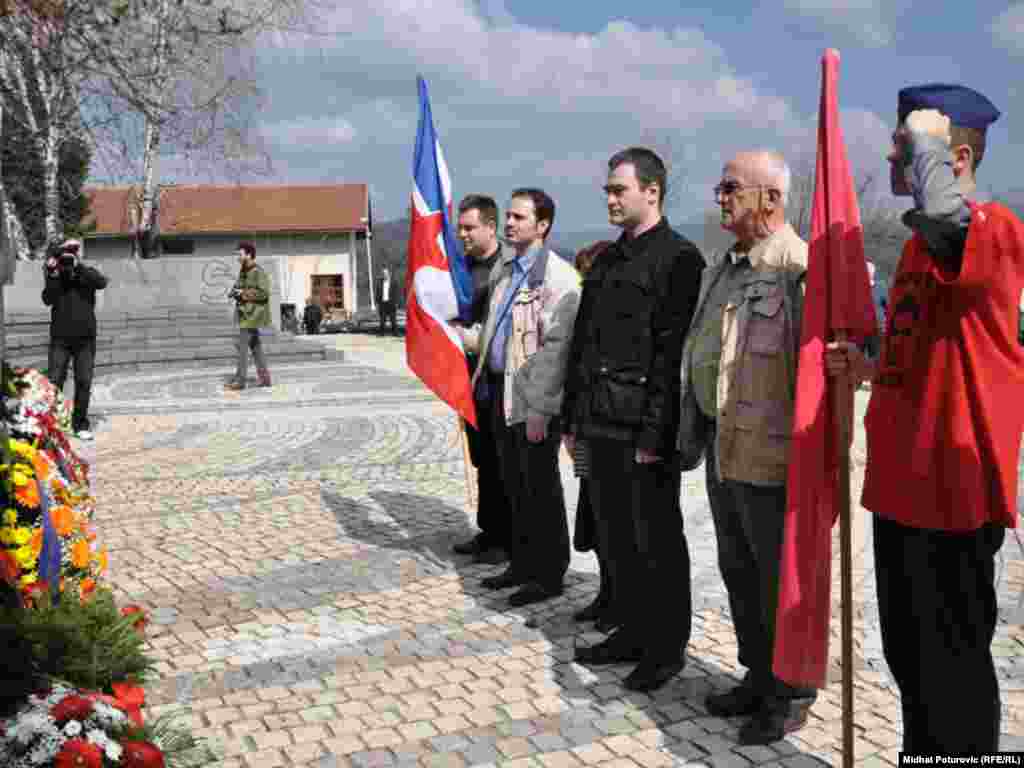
left=0, top=111, right=95, bottom=251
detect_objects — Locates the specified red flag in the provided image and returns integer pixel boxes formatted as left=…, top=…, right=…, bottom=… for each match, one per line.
left=773, top=49, right=877, bottom=688
left=405, top=77, right=477, bottom=428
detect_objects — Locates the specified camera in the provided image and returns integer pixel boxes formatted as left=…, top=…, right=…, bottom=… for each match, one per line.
left=45, top=241, right=80, bottom=276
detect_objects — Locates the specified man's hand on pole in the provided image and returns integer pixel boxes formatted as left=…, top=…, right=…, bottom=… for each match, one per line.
left=825, top=341, right=874, bottom=384
left=526, top=412, right=548, bottom=443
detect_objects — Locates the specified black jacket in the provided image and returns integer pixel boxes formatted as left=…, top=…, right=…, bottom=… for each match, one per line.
left=303, top=303, right=323, bottom=327
left=41, top=264, right=108, bottom=338
left=562, top=218, right=704, bottom=455
left=465, top=246, right=502, bottom=373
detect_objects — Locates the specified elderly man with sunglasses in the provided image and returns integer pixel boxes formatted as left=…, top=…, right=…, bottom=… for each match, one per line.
left=676, top=150, right=815, bottom=745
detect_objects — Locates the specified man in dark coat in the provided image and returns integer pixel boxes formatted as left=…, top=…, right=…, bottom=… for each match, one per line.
left=303, top=299, right=323, bottom=335
left=451, top=194, right=511, bottom=564
left=41, top=238, right=108, bottom=440
left=562, top=147, right=704, bottom=692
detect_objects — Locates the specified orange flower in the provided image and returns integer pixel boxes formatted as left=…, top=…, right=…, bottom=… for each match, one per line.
left=71, top=539, right=91, bottom=568
left=31, top=527, right=43, bottom=556
left=15, top=482, right=40, bottom=508
left=80, top=577, right=96, bottom=600
left=95, top=548, right=109, bottom=573
left=32, top=453, right=50, bottom=481
left=51, top=505, right=74, bottom=537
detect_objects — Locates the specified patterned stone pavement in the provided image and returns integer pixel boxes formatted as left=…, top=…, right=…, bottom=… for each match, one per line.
left=72, top=333, right=1022, bottom=768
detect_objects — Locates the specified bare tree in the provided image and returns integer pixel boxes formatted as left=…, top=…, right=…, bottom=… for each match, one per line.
left=75, top=0, right=321, bottom=258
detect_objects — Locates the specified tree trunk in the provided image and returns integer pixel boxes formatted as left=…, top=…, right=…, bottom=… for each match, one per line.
left=42, top=125, right=60, bottom=245
left=136, top=0, right=170, bottom=260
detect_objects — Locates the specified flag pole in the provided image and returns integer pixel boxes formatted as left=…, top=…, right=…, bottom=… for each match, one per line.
left=831, top=329, right=856, bottom=768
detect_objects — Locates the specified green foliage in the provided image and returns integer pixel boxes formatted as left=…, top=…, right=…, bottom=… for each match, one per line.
left=0, top=107, right=95, bottom=254
left=3, top=585, right=154, bottom=693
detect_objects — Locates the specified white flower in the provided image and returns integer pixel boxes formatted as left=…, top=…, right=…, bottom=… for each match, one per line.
left=105, top=741, right=123, bottom=761
left=86, top=728, right=111, bottom=749
left=91, top=702, right=127, bottom=726
left=63, top=720, right=82, bottom=737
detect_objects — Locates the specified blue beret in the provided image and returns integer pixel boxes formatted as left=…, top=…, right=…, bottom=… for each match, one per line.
left=898, top=84, right=1001, bottom=131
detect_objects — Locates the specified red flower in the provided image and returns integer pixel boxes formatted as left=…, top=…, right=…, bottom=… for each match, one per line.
left=120, top=604, right=149, bottom=632
left=120, top=740, right=166, bottom=768
left=51, top=694, right=95, bottom=723
left=111, top=682, right=146, bottom=726
left=54, top=739, right=103, bottom=768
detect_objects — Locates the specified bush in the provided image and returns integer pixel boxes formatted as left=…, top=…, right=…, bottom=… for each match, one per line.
left=3, top=584, right=154, bottom=693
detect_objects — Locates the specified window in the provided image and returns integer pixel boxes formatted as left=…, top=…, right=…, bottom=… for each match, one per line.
left=160, top=238, right=196, bottom=255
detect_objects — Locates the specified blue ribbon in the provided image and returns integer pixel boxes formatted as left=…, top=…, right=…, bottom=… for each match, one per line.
left=36, top=478, right=62, bottom=602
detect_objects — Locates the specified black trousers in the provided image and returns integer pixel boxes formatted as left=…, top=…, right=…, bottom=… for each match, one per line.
left=705, top=435, right=799, bottom=703
left=47, top=336, right=96, bottom=432
left=588, top=435, right=691, bottom=664
left=379, top=301, right=397, bottom=333
left=490, top=372, right=569, bottom=588
left=464, top=392, right=511, bottom=548
left=874, top=514, right=1005, bottom=753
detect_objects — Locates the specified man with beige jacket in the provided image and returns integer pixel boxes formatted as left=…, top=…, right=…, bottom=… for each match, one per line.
left=677, top=150, right=814, bottom=745
left=460, top=188, right=581, bottom=608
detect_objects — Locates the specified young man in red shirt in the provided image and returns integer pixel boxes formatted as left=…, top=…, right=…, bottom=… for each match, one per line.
left=827, top=85, right=1024, bottom=753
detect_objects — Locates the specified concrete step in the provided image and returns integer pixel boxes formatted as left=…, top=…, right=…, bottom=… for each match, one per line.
left=7, top=337, right=343, bottom=374
left=7, top=327, right=288, bottom=350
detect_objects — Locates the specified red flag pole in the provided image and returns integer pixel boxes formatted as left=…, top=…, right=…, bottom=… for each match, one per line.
left=831, top=330, right=855, bottom=768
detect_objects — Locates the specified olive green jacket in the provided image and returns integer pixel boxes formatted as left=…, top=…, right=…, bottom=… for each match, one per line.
left=233, top=264, right=272, bottom=329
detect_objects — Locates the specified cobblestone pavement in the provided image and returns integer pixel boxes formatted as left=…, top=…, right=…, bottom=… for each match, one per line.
left=76, top=333, right=1022, bottom=768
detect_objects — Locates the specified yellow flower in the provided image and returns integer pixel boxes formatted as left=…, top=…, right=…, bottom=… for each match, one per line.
left=94, top=548, right=109, bottom=573
left=20, top=572, right=37, bottom=586
left=14, top=545, right=37, bottom=569
left=11, top=468, right=31, bottom=487
left=10, top=439, right=33, bottom=458
left=3, top=509, right=17, bottom=526
left=11, top=527, right=32, bottom=547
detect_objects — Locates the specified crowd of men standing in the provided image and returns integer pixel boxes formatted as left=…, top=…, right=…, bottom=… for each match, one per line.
left=445, top=82, right=1022, bottom=754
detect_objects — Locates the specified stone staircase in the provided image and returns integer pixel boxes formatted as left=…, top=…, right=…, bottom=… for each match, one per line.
left=4, top=307, right=344, bottom=374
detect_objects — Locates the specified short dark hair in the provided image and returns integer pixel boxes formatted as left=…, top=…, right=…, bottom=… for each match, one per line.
left=608, top=147, right=667, bottom=207
left=510, top=188, right=555, bottom=240
left=458, top=194, right=499, bottom=227
left=237, top=241, right=256, bottom=258
left=575, top=241, right=613, bottom=276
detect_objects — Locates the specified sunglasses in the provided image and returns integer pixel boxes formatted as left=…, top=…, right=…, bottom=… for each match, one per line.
left=713, top=181, right=778, bottom=199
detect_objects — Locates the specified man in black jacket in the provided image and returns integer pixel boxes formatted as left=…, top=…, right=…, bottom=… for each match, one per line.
left=41, top=239, right=108, bottom=441
left=562, top=147, right=704, bottom=692
left=451, top=194, right=511, bottom=564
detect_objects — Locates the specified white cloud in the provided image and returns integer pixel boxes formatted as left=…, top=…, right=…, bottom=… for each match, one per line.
left=782, top=0, right=896, bottom=47
left=264, top=116, right=357, bottom=146
left=248, top=0, right=895, bottom=231
left=991, top=3, right=1024, bottom=55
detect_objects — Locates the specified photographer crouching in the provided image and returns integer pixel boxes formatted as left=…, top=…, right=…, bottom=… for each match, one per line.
left=41, top=238, right=108, bottom=441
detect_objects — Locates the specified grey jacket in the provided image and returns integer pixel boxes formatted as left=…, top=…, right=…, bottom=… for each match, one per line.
left=465, top=246, right=581, bottom=426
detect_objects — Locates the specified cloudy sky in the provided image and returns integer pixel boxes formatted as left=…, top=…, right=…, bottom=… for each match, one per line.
left=233, top=0, right=1023, bottom=233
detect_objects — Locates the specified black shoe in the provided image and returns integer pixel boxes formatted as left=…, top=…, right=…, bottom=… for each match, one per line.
left=594, top=615, right=621, bottom=634
left=705, top=683, right=764, bottom=718
left=453, top=534, right=490, bottom=556
left=574, top=632, right=644, bottom=665
left=623, top=658, right=685, bottom=692
left=481, top=569, right=528, bottom=590
left=737, top=704, right=808, bottom=745
left=473, top=547, right=509, bottom=565
left=508, top=582, right=563, bottom=607
left=573, top=598, right=606, bottom=623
